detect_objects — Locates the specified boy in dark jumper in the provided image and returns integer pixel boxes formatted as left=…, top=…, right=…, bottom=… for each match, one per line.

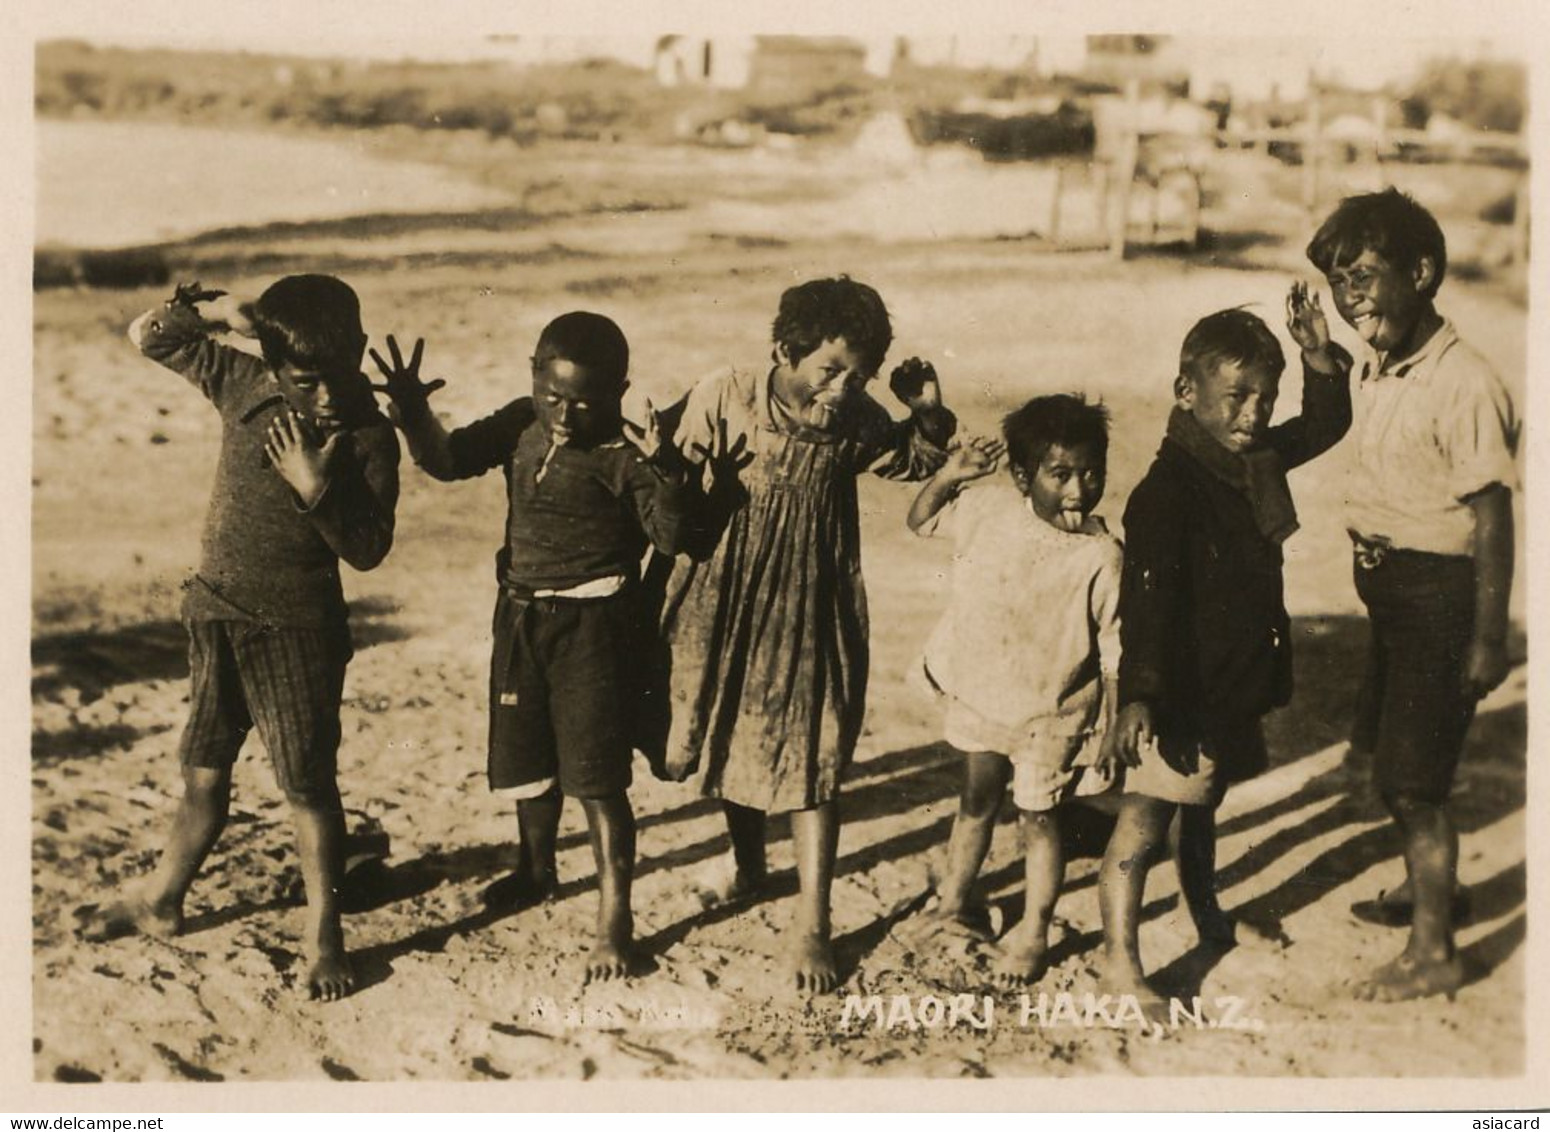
left=1101, top=301, right=1351, bottom=1008
left=80, top=277, right=400, bottom=1002
left=371, top=316, right=691, bottom=983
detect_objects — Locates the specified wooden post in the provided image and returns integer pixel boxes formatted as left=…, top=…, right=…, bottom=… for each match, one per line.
left=1512, top=169, right=1530, bottom=267
left=1110, top=79, right=1140, bottom=260
left=1049, top=162, right=1064, bottom=245
left=1302, top=74, right=1322, bottom=216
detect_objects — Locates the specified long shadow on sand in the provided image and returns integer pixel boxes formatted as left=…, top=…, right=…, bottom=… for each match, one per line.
left=833, top=614, right=1527, bottom=992
left=31, top=597, right=411, bottom=766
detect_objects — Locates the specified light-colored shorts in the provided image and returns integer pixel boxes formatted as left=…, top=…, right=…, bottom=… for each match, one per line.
left=944, top=698, right=1116, bottom=813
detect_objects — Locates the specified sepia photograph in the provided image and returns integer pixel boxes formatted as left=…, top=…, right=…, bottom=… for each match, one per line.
left=13, top=0, right=1543, bottom=1108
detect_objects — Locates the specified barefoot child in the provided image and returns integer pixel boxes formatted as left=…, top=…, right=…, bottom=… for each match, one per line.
left=907, top=396, right=1124, bottom=985
left=371, top=314, right=691, bottom=983
left=1101, top=302, right=1352, bottom=1008
left=80, top=277, right=401, bottom=1001
left=645, top=277, right=956, bottom=992
left=1305, top=188, right=1518, bottom=1001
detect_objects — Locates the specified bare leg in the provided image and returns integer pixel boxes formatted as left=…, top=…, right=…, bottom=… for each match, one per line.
left=1175, top=801, right=1282, bottom=949
left=1098, top=794, right=1172, bottom=1019
left=693, top=801, right=769, bottom=907
left=580, top=792, right=636, bottom=984
left=484, top=788, right=562, bottom=909
left=292, top=786, right=354, bottom=1001
left=930, top=752, right=1011, bottom=941
left=993, top=808, right=1062, bottom=986
left=1356, top=792, right=1464, bottom=1001
left=79, top=765, right=231, bottom=941
left=789, top=800, right=840, bottom=993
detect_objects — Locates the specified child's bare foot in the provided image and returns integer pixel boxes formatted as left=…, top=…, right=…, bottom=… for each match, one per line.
left=583, top=939, right=635, bottom=985
left=990, top=925, right=1048, bottom=988
left=76, top=898, right=182, bottom=943
left=1352, top=951, right=1464, bottom=1003
left=481, top=870, right=558, bottom=912
left=1196, top=909, right=1287, bottom=951
left=306, top=950, right=356, bottom=1002
left=1099, top=956, right=1171, bottom=1026
left=790, top=931, right=839, bottom=994
left=906, top=897, right=997, bottom=945
left=689, top=853, right=767, bottom=909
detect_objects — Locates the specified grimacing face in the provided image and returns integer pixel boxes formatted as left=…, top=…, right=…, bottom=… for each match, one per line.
left=772, top=337, right=867, bottom=433
left=1324, top=247, right=1434, bottom=355
left=531, top=352, right=624, bottom=447
left=1012, top=441, right=1107, bottom=533
left=1178, top=358, right=1281, bottom=454
left=275, top=362, right=353, bottom=437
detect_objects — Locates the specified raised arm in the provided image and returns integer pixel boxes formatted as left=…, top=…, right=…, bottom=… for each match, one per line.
left=859, top=358, right=959, bottom=480
left=906, top=435, right=1004, bottom=533
left=369, top=335, right=457, bottom=478
left=369, top=334, right=530, bottom=481
left=621, top=405, right=697, bottom=556
left=128, top=282, right=266, bottom=407
left=1275, top=282, right=1354, bottom=469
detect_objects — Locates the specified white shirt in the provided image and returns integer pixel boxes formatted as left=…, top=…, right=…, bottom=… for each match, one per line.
left=916, top=482, right=1122, bottom=733
left=1346, top=319, right=1519, bottom=556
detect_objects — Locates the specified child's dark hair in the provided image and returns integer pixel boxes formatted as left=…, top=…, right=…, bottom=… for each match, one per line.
left=772, top=276, right=893, bottom=377
left=535, top=311, right=630, bottom=386
left=253, top=274, right=366, bottom=374
left=1179, top=308, right=1285, bottom=390
left=1002, top=394, right=1110, bottom=475
left=1305, top=187, right=1447, bottom=299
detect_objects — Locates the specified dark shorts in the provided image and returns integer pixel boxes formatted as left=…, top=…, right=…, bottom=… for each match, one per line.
left=1352, top=549, right=1476, bottom=806
left=179, top=619, right=352, bottom=806
left=487, top=587, right=638, bottom=800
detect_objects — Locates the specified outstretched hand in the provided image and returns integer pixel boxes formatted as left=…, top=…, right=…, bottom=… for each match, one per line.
left=368, top=335, right=446, bottom=423
left=941, top=435, right=1005, bottom=483
left=690, top=417, right=756, bottom=479
left=173, top=282, right=256, bottom=337
left=622, top=397, right=663, bottom=460
left=889, top=357, right=942, bottom=412
left=1286, top=281, right=1332, bottom=354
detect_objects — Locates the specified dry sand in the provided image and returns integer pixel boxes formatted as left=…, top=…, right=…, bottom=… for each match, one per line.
left=29, top=126, right=1530, bottom=1089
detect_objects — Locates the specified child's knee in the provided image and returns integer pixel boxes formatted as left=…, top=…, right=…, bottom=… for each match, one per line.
left=282, top=778, right=343, bottom=814
left=1020, top=809, right=1059, bottom=835
left=181, top=764, right=232, bottom=801
left=1381, top=785, right=1444, bottom=825
left=960, top=754, right=1010, bottom=817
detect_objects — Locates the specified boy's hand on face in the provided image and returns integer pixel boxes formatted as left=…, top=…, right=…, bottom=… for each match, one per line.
left=889, top=357, right=942, bottom=413
left=1463, top=638, right=1510, bottom=700
left=368, top=335, right=446, bottom=424
left=265, top=409, right=338, bottom=508
left=1114, top=702, right=1154, bottom=768
left=1286, top=282, right=1336, bottom=368
left=942, top=435, right=1005, bottom=483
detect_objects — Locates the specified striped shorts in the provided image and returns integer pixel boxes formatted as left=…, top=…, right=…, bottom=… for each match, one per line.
left=179, top=619, right=352, bottom=806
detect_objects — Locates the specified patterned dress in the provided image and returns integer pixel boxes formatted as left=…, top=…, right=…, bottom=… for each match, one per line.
left=645, top=366, right=952, bottom=813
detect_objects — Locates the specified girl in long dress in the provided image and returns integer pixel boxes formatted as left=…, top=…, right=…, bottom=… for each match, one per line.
left=645, top=277, right=956, bottom=991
